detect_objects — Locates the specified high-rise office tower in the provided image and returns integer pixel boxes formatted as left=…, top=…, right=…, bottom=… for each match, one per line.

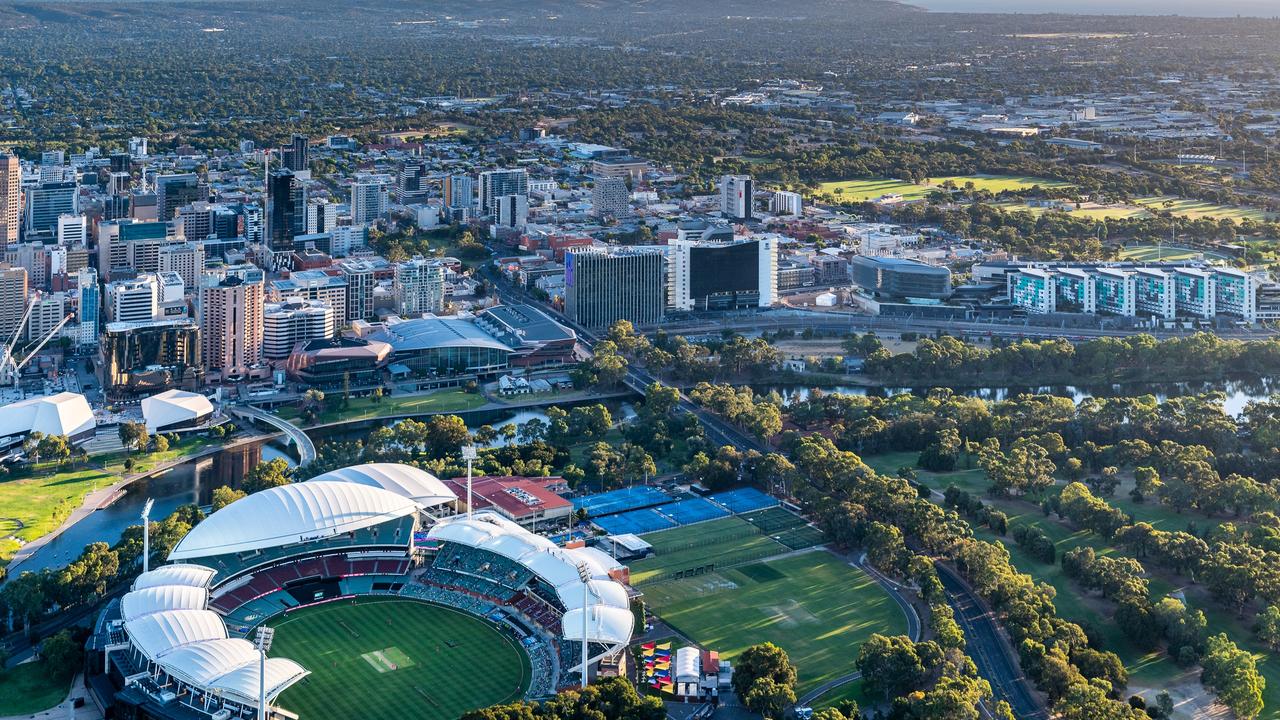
left=282, top=134, right=309, bottom=173
left=350, top=175, right=390, bottom=225
left=155, top=174, right=208, bottom=222
left=0, top=153, right=19, bottom=251
left=564, top=247, right=667, bottom=329
left=338, top=259, right=377, bottom=323
left=720, top=175, right=754, bottom=221
left=443, top=174, right=474, bottom=210
left=267, top=169, right=304, bottom=253
left=263, top=298, right=334, bottom=359
left=393, top=257, right=446, bottom=315
left=478, top=169, right=528, bottom=216
left=591, top=177, right=630, bottom=218
left=199, top=264, right=264, bottom=379
left=0, top=265, right=29, bottom=342
left=495, top=194, right=529, bottom=229
left=24, top=182, right=78, bottom=240
left=396, top=164, right=427, bottom=204
left=159, top=242, right=206, bottom=291
left=73, top=267, right=99, bottom=347
left=306, top=198, right=338, bottom=234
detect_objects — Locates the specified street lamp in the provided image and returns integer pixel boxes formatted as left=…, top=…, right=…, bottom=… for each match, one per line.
left=461, top=445, right=478, bottom=520
left=255, top=627, right=275, bottom=720
left=140, top=498, right=154, bottom=574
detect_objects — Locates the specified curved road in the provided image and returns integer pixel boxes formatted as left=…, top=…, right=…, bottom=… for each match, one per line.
left=936, top=562, right=1048, bottom=720
left=796, top=552, right=922, bottom=706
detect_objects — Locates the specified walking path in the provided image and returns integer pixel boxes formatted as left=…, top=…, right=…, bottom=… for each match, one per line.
left=230, top=406, right=316, bottom=465
left=4, top=434, right=272, bottom=576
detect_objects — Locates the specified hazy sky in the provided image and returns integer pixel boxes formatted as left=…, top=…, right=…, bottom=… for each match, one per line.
left=909, top=0, right=1280, bottom=16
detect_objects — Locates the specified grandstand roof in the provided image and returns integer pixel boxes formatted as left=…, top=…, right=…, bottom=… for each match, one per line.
left=308, top=463, right=456, bottom=508
left=169, top=481, right=419, bottom=560
left=127, top=609, right=227, bottom=659
left=121, top=585, right=210, bottom=622
left=120, top=567, right=309, bottom=709
left=562, top=606, right=634, bottom=645
left=132, top=563, right=216, bottom=590
left=426, top=513, right=635, bottom=645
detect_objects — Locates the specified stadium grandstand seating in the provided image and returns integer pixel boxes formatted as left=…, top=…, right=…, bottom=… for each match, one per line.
left=192, top=515, right=417, bottom=582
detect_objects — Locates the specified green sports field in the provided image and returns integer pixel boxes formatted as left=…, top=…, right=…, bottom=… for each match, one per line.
left=815, top=174, right=1072, bottom=202
left=642, top=551, right=907, bottom=695
left=267, top=599, right=530, bottom=720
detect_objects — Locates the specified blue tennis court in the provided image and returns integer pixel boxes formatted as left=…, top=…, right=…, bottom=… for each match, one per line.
left=592, top=508, right=678, bottom=535
left=659, top=497, right=730, bottom=525
left=574, top=486, right=672, bottom=517
left=709, top=487, right=779, bottom=514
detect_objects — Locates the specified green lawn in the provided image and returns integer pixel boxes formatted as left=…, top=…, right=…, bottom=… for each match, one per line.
left=0, top=661, right=72, bottom=715
left=629, top=517, right=788, bottom=584
left=268, top=598, right=530, bottom=720
left=1119, top=243, right=1235, bottom=263
left=277, top=390, right=488, bottom=426
left=1133, top=196, right=1272, bottom=223
left=815, top=174, right=1071, bottom=202
left=642, top=552, right=908, bottom=695
left=0, top=466, right=114, bottom=565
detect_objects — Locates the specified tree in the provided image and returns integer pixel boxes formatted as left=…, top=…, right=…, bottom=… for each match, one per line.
left=39, top=629, right=83, bottom=674
left=211, top=485, right=247, bottom=511
left=424, top=415, right=471, bottom=457
left=243, top=458, right=293, bottom=493
left=620, top=443, right=656, bottom=485
left=731, top=643, right=797, bottom=700
left=118, top=421, right=149, bottom=453
left=1202, top=634, right=1265, bottom=719
left=1053, top=683, right=1148, bottom=720
left=152, top=434, right=170, bottom=454
left=743, top=677, right=795, bottom=719
left=856, top=634, right=923, bottom=701
left=1, top=571, right=46, bottom=631
left=930, top=603, right=966, bottom=650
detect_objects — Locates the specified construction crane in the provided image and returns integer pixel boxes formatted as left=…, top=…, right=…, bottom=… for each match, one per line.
left=0, top=310, right=74, bottom=387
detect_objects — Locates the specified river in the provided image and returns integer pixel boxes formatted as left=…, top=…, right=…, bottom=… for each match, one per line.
left=759, top=377, right=1279, bottom=418
left=15, top=401, right=643, bottom=575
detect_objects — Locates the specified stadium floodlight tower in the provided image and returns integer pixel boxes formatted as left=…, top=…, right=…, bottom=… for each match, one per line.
left=576, top=562, right=593, bottom=690
left=255, top=626, right=275, bottom=720
left=461, top=444, right=478, bottom=520
left=140, top=498, right=154, bottom=573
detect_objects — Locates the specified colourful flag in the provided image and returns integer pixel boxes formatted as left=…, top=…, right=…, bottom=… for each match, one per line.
left=642, top=642, right=656, bottom=650
left=656, top=642, right=671, bottom=650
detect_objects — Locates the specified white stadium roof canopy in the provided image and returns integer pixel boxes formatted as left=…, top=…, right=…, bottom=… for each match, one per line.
left=141, top=389, right=214, bottom=434
left=121, top=567, right=310, bottom=708
left=121, top=585, right=210, bottom=622
left=132, top=563, right=216, bottom=591
left=426, top=513, right=635, bottom=645
left=0, top=391, right=95, bottom=439
left=307, top=463, right=456, bottom=508
left=168, top=481, right=419, bottom=561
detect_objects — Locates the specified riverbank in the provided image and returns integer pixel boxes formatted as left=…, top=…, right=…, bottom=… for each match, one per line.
left=2, top=432, right=276, bottom=576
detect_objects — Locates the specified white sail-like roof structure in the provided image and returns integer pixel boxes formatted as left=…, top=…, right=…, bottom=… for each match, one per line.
left=307, top=463, right=456, bottom=508
left=169, top=481, right=419, bottom=560
left=0, top=391, right=95, bottom=440
left=426, top=513, right=634, bottom=643
left=141, top=389, right=215, bottom=433
left=121, top=585, right=209, bottom=622
left=120, top=567, right=309, bottom=710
